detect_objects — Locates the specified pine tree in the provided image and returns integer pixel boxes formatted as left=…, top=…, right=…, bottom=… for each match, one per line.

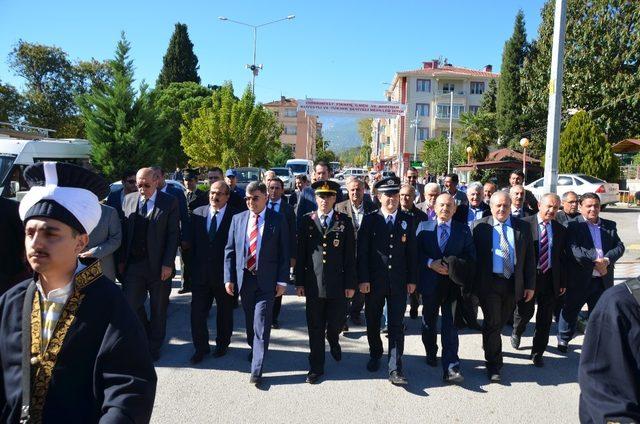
left=157, top=23, right=200, bottom=89
left=496, top=10, right=528, bottom=146
left=78, top=32, right=168, bottom=180
left=480, top=79, right=498, bottom=114
left=559, top=111, right=619, bottom=182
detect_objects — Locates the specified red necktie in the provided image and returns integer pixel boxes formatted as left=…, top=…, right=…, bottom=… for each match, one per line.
left=246, top=214, right=259, bottom=271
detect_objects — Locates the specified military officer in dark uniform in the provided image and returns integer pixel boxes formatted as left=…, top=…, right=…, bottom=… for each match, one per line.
left=296, top=180, right=356, bottom=384
left=358, top=177, right=417, bottom=386
left=180, top=169, right=208, bottom=294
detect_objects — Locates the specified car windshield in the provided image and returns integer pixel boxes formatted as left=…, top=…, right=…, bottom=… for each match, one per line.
left=272, top=168, right=289, bottom=176
left=577, top=174, right=604, bottom=184
left=0, top=155, right=16, bottom=186
left=287, top=164, right=308, bottom=173
left=236, top=169, right=261, bottom=182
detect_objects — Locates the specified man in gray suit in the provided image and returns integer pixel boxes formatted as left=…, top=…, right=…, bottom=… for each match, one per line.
left=119, top=167, right=180, bottom=361
left=80, top=204, right=122, bottom=281
left=224, top=181, right=290, bottom=386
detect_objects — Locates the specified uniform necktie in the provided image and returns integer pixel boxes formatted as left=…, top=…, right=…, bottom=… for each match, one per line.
left=246, top=214, right=259, bottom=271
left=321, top=215, right=328, bottom=230
left=499, top=223, right=513, bottom=279
left=539, top=222, right=550, bottom=273
left=208, top=210, right=218, bottom=242
left=387, top=215, right=394, bottom=232
left=140, top=198, right=148, bottom=217
left=439, top=223, right=449, bottom=251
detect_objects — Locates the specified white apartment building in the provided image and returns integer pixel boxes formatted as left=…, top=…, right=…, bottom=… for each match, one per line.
left=372, top=59, right=499, bottom=174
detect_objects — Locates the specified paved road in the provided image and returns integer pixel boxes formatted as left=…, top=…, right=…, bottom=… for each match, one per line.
left=150, top=206, right=639, bottom=423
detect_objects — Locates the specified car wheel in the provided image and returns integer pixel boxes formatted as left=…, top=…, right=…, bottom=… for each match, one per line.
left=600, top=204, right=607, bottom=211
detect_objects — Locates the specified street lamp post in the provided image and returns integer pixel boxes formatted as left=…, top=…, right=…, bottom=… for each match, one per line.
left=466, top=145, right=472, bottom=164
left=409, top=109, right=420, bottom=162
left=520, top=137, right=530, bottom=181
left=218, top=15, right=295, bottom=96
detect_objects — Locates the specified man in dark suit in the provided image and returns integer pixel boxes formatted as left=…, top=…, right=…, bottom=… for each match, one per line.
left=416, top=193, right=476, bottom=383
left=335, top=176, right=376, bottom=327
left=105, top=169, right=137, bottom=221
left=296, top=161, right=343, bottom=220
left=179, top=170, right=209, bottom=294
left=557, top=192, right=625, bottom=352
left=508, top=170, right=538, bottom=213
left=224, top=181, right=290, bottom=385
left=296, top=180, right=356, bottom=384
left=443, top=174, right=468, bottom=206
left=453, top=182, right=491, bottom=226
left=225, top=169, right=248, bottom=212
left=471, top=190, right=536, bottom=382
left=483, top=181, right=497, bottom=206
left=188, top=181, right=239, bottom=363
left=400, top=183, right=427, bottom=319
left=405, top=167, right=425, bottom=204
left=266, top=177, right=297, bottom=329
left=288, top=174, right=309, bottom=211
left=358, top=177, right=417, bottom=386
left=0, top=197, right=28, bottom=295
left=511, top=194, right=567, bottom=366
left=509, top=185, right=535, bottom=219
left=119, top=167, right=180, bottom=360
left=555, top=191, right=580, bottom=227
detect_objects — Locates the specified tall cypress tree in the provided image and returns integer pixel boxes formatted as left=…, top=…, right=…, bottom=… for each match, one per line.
left=496, top=10, right=528, bottom=146
left=78, top=32, right=167, bottom=180
left=156, top=23, right=200, bottom=89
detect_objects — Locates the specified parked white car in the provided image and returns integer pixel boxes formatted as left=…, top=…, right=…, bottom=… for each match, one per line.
left=525, top=174, right=619, bottom=208
left=335, top=167, right=367, bottom=181
left=270, top=167, right=295, bottom=193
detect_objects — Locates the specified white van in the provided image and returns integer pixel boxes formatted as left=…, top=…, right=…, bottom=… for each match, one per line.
left=0, top=134, right=91, bottom=199
left=286, top=159, right=314, bottom=180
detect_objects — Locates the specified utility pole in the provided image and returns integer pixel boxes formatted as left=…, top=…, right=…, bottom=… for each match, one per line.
left=447, top=91, right=454, bottom=174
left=542, top=0, right=567, bottom=194
left=410, top=108, right=420, bottom=162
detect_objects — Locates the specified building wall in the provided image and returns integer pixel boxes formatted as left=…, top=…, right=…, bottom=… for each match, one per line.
left=264, top=99, right=318, bottom=160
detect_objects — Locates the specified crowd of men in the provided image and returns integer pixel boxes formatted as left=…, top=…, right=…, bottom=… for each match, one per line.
left=0, top=160, right=636, bottom=423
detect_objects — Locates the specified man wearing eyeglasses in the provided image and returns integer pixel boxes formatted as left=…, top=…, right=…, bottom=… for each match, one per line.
left=224, top=181, right=290, bottom=386
left=119, top=167, right=180, bottom=361
left=555, top=191, right=580, bottom=227
left=405, top=167, right=425, bottom=204
left=106, top=169, right=137, bottom=222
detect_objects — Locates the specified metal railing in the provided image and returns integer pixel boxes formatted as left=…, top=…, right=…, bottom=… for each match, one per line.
left=435, top=90, right=465, bottom=96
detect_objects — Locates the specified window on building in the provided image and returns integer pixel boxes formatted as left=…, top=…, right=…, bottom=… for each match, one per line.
left=436, top=104, right=465, bottom=119
left=416, top=103, right=430, bottom=117
left=284, top=108, right=297, bottom=117
left=469, top=105, right=480, bottom=115
left=442, top=83, right=455, bottom=93
left=284, top=125, right=297, bottom=135
left=416, top=79, right=431, bottom=92
left=417, top=127, right=429, bottom=140
left=470, top=81, right=485, bottom=95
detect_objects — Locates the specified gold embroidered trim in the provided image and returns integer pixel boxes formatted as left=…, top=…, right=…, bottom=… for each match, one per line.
left=75, top=259, right=102, bottom=290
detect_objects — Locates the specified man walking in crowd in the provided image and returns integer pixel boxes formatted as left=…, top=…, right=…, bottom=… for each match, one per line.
left=557, top=192, right=624, bottom=352
left=416, top=193, right=475, bottom=383
left=510, top=185, right=535, bottom=219
left=296, top=180, right=356, bottom=384
left=443, top=174, right=468, bottom=206
left=0, top=162, right=156, bottom=423
left=405, top=167, right=425, bottom=203
left=335, top=176, right=376, bottom=327
left=80, top=203, right=122, bottom=282
left=417, top=182, right=441, bottom=221
left=453, top=182, right=490, bottom=226
left=180, top=169, right=208, bottom=294
left=483, top=181, right=497, bottom=205
left=358, top=177, right=417, bottom=385
left=224, top=182, right=289, bottom=385
left=266, top=177, right=297, bottom=329
left=289, top=174, right=309, bottom=209
left=222, top=168, right=247, bottom=211
left=106, top=169, right=137, bottom=221
left=120, top=167, right=180, bottom=361
left=472, top=191, right=535, bottom=382
left=507, top=170, right=538, bottom=213
left=512, top=194, right=567, bottom=367
left=188, top=180, right=238, bottom=363
left=556, top=191, right=580, bottom=226
left=297, top=162, right=343, bottom=219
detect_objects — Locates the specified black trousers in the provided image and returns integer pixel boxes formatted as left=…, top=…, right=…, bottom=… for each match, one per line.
left=480, top=276, right=515, bottom=371
left=273, top=294, right=282, bottom=322
left=122, top=260, right=171, bottom=354
left=348, top=290, right=365, bottom=318
left=408, top=291, right=420, bottom=313
left=306, top=296, right=346, bottom=374
left=180, top=247, right=193, bottom=290
left=365, top=291, right=406, bottom=372
left=513, top=271, right=556, bottom=355
left=190, top=280, right=234, bottom=353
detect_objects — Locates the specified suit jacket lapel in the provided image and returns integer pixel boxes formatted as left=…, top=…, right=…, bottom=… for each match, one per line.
left=313, top=213, right=325, bottom=234
left=239, top=212, right=249, bottom=261
left=262, top=209, right=274, bottom=246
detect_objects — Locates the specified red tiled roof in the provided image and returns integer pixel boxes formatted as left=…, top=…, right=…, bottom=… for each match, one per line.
left=264, top=97, right=298, bottom=107
left=397, top=66, right=499, bottom=78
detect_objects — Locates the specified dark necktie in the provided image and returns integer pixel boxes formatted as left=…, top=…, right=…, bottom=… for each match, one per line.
left=270, top=201, right=277, bottom=211
left=208, top=210, right=218, bottom=241
left=140, top=198, right=148, bottom=217
left=539, top=222, right=550, bottom=273
left=439, top=224, right=449, bottom=251
left=321, top=215, right=328, bottom=230
left=387, top=215, right=394, bottom=232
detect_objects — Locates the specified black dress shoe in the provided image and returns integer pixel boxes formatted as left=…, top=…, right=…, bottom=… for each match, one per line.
left=247, top=351, right=253, bottom=362
left=557, top=342, right=568, bottom=353
left=178, top=288, right=191, bottom=294
left=487, top=368, right=501, bottom=383
left=510, top=333, right=521, bottom=349
left=212, top=346, right=228, bottom=358
left=350, top=315, right=362, bottom=325
left=532, top=353, right=544, bottom=367
left=305, top=372, right=323, bottom=384
left=190, top=351, right=206, bottom=364
left=426, top=354, right=438, bottom=367
left=271, top=320, right=280, bottom=329
left=366, top=357, right=380, bottom=372
left=341, top=322, right=349, bottom=333
left=249, top=375, right=262, bottom=385
left=389, top=370, right=408, bottom=385
left=409, top=308, right=418, bottom=319
left=443, top=366, right=464, bottom=383
left=381, top=326, right=388, bottom=334
left=467, top=321, right=483, bottom=331
left=330, top=343, right=342, bottom=362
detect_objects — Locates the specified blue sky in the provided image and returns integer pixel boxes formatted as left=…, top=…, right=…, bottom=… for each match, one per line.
left=0, top=0, right=548, bottom=148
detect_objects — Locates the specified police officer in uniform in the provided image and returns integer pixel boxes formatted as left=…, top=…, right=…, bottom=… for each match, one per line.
left=358, top=177, right=417, bottom=386
left=296, top=180, right=356, bottom=384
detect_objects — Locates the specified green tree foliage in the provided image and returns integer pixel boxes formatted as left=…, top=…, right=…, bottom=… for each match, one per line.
left=0, top=81, right=24, bottom=122
left=78, top=33, right=167, bottom=181
left=456, top=112, right=496, bottom=162
left=480, top=79, right=498, bottom=114
left=315, top=148, right=337, bottom=164
left=268, top=144, right=294, bottom=167
left=157, top=23, right=200, bottom=89
left=180, top=82, right=282, bottom=168
left=522, top=0, right=640, bottom=146
left=338, top=147, right=360, bottom=166
left=496, top=10, right=528, bottom=146
left=356, top=118, right=373, bottom=166
left=559, top=111, right=619, bottom=181
left=152, top=82, right=213, bottom=170
left=420, top=136, right=465, bottom=175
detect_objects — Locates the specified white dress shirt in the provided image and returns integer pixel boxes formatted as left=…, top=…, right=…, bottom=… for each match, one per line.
left=139, top=191, right=157, bottom=217
left=207, top=204, right=227, bottom=231
left=351, top=202, right=364, bottom=228
left=381, top=209, right=398, bottom=225
left=268, top=198, right=282, bottom=213
left=318, top=209, right=335, bottom=228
